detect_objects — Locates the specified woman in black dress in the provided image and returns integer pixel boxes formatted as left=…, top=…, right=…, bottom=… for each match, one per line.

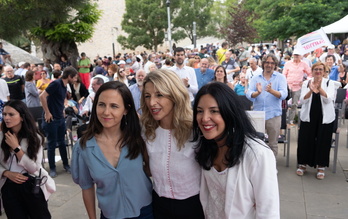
left=297, top=62, right=335, bottom=180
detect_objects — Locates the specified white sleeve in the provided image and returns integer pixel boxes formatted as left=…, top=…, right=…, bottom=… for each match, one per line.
left=188, top=68, right=198, bottom=95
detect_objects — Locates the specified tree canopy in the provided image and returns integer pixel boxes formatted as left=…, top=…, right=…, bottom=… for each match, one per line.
left=117, top=0, right=167, bottom=52
left=118, top=0, right=216, bottom=51
left=243, top=0, right=348, bottom=41
left=171, top=0, right=214, bottom=44
left=220, top=3, right=258, bottom=46
left=0, top=0, right=101, bottom=65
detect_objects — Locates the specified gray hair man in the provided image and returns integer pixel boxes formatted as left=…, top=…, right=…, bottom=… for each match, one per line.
left=129, top=69, right=146, bottom=115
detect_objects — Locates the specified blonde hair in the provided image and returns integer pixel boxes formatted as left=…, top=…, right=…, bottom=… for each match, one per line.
left=140, top=69, right=192, bottom=149
left=187, top=58, right=195, bottom=67
left=207, top=56, right=217, bottom=66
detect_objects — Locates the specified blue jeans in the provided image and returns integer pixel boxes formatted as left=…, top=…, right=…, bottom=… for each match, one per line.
left=42, top=118, right=69, bottom=170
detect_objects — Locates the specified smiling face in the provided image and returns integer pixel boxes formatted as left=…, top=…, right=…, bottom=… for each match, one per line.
left=196, top=94, right=225, bottom=142
left=263, top=57, right=276, bottom=74
left=2, top=106, right=22, bottom=132
left=144, top=81, right=174, bottom=129
left=312, top=63, right=325, bottom=79
left=215, top=67, right=226, bottom=81
left=325, top=56, right=334, bottom=67
left=96, top=89, right=127, bottom=131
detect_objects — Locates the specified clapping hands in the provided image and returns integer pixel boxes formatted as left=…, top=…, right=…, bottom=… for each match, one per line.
left=309, top=79, right=321, bottom=93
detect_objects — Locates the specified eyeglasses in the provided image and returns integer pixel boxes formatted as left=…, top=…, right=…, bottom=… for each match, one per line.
left=195, top=57, right=200, bottom=60
left=264, top=62, right=275, bottom=65
left=313, top=68, right=324, bottom=71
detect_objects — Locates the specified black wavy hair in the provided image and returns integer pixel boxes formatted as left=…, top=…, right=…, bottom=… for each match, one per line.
left=192, top=82, right=259, bottom=170
left=1, top=100, right=44, bottom=162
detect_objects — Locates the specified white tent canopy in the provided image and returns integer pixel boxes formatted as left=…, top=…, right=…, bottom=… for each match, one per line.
left=323, top=14, right=348, bottom=34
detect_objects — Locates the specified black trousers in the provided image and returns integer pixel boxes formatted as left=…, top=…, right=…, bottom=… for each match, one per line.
left=152, top=190, right=204, bottom=219
left=1, top=178, right=51, bottom=219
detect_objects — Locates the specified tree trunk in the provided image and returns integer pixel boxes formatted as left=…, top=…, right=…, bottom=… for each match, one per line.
left=41, top=39, right=79, bottom=70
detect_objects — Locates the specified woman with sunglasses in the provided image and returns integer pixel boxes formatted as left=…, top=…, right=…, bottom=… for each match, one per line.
left=116, top=68, right=129, bottom=87
left=36, top=70, right=51, bottom=94
left=194, top=56, right=201, bottom=68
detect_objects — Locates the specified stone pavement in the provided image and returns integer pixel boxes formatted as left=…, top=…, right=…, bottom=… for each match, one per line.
left=1, top=123, right=348, bottom=219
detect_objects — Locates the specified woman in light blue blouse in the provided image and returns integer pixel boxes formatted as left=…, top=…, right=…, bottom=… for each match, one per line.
left=72, top=81, right=153, bottom=219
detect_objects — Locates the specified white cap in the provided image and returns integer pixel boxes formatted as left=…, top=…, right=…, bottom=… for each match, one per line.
left=118, top=60, right=126, bottom=65
left=292, top=49, right=301, bottom=55
left=327, top=44, right=335, bottom=49
left=18, top=61, right=25, bottom=67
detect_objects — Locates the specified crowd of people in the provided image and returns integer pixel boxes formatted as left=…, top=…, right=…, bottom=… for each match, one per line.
left=0, top=36, right=347, bottom=218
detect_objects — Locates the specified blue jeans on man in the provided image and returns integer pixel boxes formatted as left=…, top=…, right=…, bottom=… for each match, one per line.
left=42, top=118, right=70, bottom=177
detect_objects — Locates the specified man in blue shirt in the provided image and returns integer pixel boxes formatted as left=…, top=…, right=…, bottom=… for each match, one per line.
left=247, top=54, right=288, bottom=156
left=129, top=69, right=146, bottom=115
left=40, top=67, right=78, bottom=177
left=326, top=55, right=340, bottom=81
left=194, top=58, right=214, bottom=90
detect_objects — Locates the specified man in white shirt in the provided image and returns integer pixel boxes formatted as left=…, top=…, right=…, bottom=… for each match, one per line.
left=144, top=54, right=155, bottom=73
left=245, top=58, right=263, bottom=92
left=170, top=47, right=198, bottom=103
left=81, top=77, right=104, bottom=116
left=19, top=62, right=30, bottom=78
left=87, top=74, right=109, bottom=93
left=0, top=78, right=10, bottom=102
left=319, top=44, right=341, bottom=65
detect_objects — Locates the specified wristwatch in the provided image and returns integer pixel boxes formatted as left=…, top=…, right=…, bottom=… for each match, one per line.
left=14, top=146, right=21, bottom=153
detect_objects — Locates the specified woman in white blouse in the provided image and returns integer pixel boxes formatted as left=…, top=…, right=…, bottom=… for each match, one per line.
left=193, top=82, right=279, bottom=219
left=0, top=100, right=54, bottom=218
left=140, top=69, right=204, bottom=218
left=297, top=62, right=335, bottom=180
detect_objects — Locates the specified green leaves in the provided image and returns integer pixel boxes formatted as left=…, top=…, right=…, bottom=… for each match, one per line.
left=119, top=0, right=215, bottom=51
left=118, top=0, right=167, bottom=51
left=244, top=0, right=348, bottom=41
left=0, top=0, right=100, bottom=43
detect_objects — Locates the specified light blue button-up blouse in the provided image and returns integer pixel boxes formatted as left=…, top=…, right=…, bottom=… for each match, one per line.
left=72, top=137, right=152, bottom=219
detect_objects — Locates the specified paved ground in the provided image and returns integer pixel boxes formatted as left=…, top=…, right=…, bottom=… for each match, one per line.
left=1, top=122, right=348, bottom=219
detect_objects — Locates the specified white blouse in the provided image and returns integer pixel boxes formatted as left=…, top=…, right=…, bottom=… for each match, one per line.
left=205, top=167, right=228, bottom=219
left=146, top=126, right=201, bottom=200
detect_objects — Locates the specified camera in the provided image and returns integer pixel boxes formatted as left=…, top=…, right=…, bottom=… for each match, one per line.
left=32, top=176, right=42, bottom=195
